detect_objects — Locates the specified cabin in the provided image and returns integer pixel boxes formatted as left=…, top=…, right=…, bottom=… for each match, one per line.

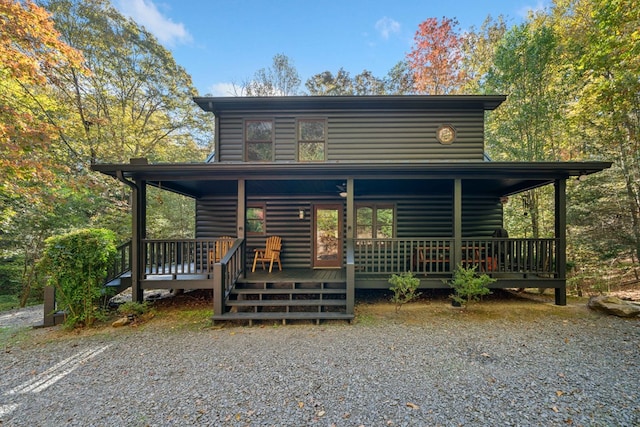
left=45, top=95, right=611, bottom=326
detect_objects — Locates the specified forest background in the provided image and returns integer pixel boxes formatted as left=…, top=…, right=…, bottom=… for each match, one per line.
left=1, top=0, right=638, bottom=308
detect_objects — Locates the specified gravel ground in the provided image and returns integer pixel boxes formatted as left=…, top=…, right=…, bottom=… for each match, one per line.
left=0, top=302, right=639, bottom=426
left=0, top=305, right=43, bottom=329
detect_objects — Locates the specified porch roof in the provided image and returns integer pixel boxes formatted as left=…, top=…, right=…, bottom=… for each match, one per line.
left=92, top=160, right=611, bottom=199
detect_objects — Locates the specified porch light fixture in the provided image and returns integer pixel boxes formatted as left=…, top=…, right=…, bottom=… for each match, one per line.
left=337, top=183, right=347, bottom=198
left=298, top=209, right=305, bottom=219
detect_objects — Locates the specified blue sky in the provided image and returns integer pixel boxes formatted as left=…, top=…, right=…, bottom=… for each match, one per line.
left=113, top=0, right=549, bottom=96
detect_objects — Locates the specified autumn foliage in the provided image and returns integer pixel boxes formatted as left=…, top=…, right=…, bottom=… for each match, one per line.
left=0, top=0, right=84, bottom=207
left=0, top=0, right=83, bottom=83
left=407, top=17, right=466, bottom=95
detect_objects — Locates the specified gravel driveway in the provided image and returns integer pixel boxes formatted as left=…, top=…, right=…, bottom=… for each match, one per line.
left=1, top=300, right=639, bottom=426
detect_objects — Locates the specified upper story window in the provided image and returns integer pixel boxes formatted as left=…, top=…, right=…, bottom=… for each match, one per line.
left=356, top=204, right=395, bottom=238
left=246, top=120, right=273, bottom=161
left=298, top=119, right=326, bottom=162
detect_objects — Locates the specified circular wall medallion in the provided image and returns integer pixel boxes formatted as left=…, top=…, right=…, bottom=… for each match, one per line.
left=436, top=124, right=456, bottom=144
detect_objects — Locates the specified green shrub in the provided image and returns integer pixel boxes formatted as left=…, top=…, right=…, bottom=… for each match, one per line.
left=389, top=271, right=421, bottom=313
left=447, top=264, right=495, bottom=307
left=38, top=228, right=117, bottom=328
left=0, top=257, right=22, bottom=296
left=117, top=301, right=151, bottom=317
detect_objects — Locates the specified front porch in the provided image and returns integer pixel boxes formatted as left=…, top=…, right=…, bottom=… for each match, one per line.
left=85, top=236, right=565, bottom=325
left=81, top=160, right=611, bottom=326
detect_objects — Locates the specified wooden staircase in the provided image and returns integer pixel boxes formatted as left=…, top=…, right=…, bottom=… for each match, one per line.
left=212, top=278, right=354, bottom=325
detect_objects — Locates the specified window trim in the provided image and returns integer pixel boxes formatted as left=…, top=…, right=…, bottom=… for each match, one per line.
left=246, top=204, right=266, bottom=235
left=244, top=119, right=274, bottom=162
left=297, top=118, right=327, bottom=162
left=355, top=203, right=396, bottom=239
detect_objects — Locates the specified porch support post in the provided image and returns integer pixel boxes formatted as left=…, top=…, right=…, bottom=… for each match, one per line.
left=452, top=179, right=463, bottom=269
left=554, top=179, right=567, bottom=306
left=345, top=178, right=355, bottom=315
left=237, top=179, right=246, bottom=277
left=237, top=179, right=246, bottom=239
left=131, top=179, right=146, bottom=303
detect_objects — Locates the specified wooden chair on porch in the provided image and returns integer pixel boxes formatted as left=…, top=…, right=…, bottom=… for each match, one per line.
left=209, top=236, right=234, bottom=265
left=252, top=236, right=282, bottom=272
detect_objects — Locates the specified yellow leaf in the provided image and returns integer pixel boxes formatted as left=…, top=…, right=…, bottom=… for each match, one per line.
left=298, top=401, right=305, bottom=408
left=406, top=402, right=420, bottom=410
left=556, top=390, right=564, bottom=397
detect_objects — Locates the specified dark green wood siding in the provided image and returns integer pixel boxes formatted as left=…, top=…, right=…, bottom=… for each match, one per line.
left=396, top=195, right=454, bottom=237
left=462, top=195, right=503, bottom=237
left=218, top=117, right=244, bottom=162
left=195, top=195, right=238, bottom=238
left=216, top=109, right=485, bottom=163
left=195, top=186, right=503, bottom=269
left=328, top=111, right=484, bottom=161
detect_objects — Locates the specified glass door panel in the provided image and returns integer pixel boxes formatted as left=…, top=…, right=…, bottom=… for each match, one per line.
left=313, top=205, right=342, bottom=268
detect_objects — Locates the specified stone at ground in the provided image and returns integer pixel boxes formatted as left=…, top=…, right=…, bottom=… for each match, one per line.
left=111, top=316, right=130, bottom=327
left=587, top=295, right=640, bottom=317
left=108, top=288, right=172, bottom=306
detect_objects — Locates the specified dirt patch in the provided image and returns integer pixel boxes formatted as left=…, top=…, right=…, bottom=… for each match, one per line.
left=608, top=289, right=640, bottom=301
left=353, top=288, right=595, bottom=326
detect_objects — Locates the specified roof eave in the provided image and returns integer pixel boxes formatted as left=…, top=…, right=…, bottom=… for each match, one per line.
left=192, top=95, right=508, bottom=115
left=91, top=161, right=612, bottom=180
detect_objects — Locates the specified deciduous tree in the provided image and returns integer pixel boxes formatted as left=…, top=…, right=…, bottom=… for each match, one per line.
left=407, top=17, right=467, bottom=94
left=305, top=68, right=354, bottom=95
left=0, top=0, right=84, bottom=221
left=484, top=19, right=563, bottom=239
left=384, top=61, right=415, bottom=95
left=559, top=0, right=640, bottom=264
left=41, top=0, right=213, bottom=164
left=245, top=53, right=301, bottom=96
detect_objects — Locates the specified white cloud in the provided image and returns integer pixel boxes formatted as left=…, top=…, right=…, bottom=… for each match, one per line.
left=208, top=82, right=241, bottom=97
left=115, top=0, right=192, bottom=46
left=375, top=17, right=401, bottom=40
left=518, top=1, right=548, bottom=18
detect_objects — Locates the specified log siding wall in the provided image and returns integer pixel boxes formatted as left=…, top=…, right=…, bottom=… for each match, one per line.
left=196, top=191, right=503, bottom=270
left=216, top=110, right=485, bottom=162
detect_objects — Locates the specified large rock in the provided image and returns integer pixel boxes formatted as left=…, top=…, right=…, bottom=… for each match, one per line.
left=111, top=316, right=131, bottom=327
left=588, top=295, right=640, bottom=318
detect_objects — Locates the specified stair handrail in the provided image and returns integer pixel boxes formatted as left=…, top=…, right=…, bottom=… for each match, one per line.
left=106, top=240, right=132, bottom=282
left=212, top=238, right=244, bottom=316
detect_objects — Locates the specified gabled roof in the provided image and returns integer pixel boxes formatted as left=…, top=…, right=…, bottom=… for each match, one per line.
left=193, top=95, right=507, bottom=115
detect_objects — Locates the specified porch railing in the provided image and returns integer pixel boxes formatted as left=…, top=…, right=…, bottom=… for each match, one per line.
left=353, top=238, right=558, bottom=276
left=143, top=238, right=236, bottom=276
left=353, top=238, right=453, bottom=275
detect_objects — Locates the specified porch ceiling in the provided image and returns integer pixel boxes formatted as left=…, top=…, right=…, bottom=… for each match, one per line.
left=91, top=161, right=612, bottom=199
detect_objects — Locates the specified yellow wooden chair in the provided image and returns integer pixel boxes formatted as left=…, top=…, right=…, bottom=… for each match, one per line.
left=252, top=236, right=282, bottom=272
left=209, top=236, right=234, bottom=265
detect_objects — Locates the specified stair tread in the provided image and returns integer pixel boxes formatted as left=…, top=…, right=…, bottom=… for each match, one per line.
left=227, top=299, right=346, bottom=306
left=212, top=312, right=354, bottom=320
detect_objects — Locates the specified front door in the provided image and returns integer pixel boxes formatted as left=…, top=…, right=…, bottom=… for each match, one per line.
left=313, top=204, right=342, bottom=268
